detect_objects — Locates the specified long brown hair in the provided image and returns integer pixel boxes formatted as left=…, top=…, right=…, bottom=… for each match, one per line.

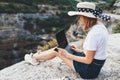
left=82, top=16, right=98, bottom=32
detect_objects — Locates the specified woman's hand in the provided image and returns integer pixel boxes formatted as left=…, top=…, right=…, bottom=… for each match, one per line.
left=70, top=45, right=83, bottom=53
left=57, top=48, right=71, bottom=59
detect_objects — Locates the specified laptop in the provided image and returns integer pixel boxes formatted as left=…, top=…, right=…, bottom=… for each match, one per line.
left=55, top=29, right=68, bottom=48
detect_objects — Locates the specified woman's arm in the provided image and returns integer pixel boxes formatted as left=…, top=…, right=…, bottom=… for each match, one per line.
left=58, top=48, right=96, bottom=64
left=69, top=50, right=96, bottom=64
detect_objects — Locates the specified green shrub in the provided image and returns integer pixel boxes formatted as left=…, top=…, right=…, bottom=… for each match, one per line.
left=113, top=22, right=120, bottom=33
left=58, top=5, right=66, bottom=10
left=0, top=0, right=77, bottom=13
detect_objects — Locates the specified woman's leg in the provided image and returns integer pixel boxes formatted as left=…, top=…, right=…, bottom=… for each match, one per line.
left=32, top=48, right=57, bottom=60
left=32, top=48, right=75, bottom=71
left=57, top=54, right=75, bottom=71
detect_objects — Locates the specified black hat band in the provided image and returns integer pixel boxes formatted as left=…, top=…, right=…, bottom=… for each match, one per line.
left=77, top=8, right=111, bottom=21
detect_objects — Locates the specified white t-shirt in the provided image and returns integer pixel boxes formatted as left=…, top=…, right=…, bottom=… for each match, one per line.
left=83, top=22, right=108, bottom=60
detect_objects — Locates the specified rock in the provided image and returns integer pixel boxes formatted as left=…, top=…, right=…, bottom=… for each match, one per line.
left=113, top=0, right=120, bottom=14
left=0, top=58, right=13, bottom=70
left=0, top=33, right=120, bottom=80
left=101, top=14, right=120, bottom=34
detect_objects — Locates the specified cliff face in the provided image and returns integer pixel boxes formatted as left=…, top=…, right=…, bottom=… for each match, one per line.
left=0, top=13, right=58, bottom=70
left=0, top=33, right=120, bottom=80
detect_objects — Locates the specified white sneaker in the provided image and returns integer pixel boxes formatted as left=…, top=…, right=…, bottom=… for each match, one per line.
left=24, top=53, right=39, bottom=65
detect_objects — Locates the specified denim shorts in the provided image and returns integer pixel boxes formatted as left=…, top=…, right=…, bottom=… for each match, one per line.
left=65, top=45, right=106, bottom=79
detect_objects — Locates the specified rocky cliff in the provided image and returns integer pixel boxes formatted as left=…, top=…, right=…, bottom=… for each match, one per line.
left=0, top=33, right=120, bottom=80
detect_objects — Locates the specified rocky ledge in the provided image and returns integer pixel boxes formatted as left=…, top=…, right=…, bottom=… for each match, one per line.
left=0, top=33, right=120, bottom=80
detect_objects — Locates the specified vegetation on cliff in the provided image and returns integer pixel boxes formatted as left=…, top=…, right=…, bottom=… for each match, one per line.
left=113, top=22, right=120, bottom=33
left=0, top=0, right=77, bottom=13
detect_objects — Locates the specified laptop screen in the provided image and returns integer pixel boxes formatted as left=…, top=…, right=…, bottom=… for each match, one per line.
left=55, top=30, right=68, bottom=48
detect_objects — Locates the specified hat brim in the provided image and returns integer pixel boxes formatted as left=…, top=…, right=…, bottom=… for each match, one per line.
left=68, top=11, right=96, bottom=18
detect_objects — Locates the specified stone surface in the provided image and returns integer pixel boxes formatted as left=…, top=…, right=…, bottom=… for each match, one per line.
left=113, top=0, right=120, bottom=14
left=0, top=33, right=120, bottom=80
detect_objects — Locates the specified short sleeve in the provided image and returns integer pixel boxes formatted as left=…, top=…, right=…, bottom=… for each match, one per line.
left=85, top=33, right=98, bottom=51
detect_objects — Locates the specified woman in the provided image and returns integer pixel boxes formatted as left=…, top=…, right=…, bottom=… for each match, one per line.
left=24, top=2, right=110, bottom=79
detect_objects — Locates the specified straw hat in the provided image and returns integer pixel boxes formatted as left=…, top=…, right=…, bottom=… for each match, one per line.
left=68, top=2, right=111, bottom=21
